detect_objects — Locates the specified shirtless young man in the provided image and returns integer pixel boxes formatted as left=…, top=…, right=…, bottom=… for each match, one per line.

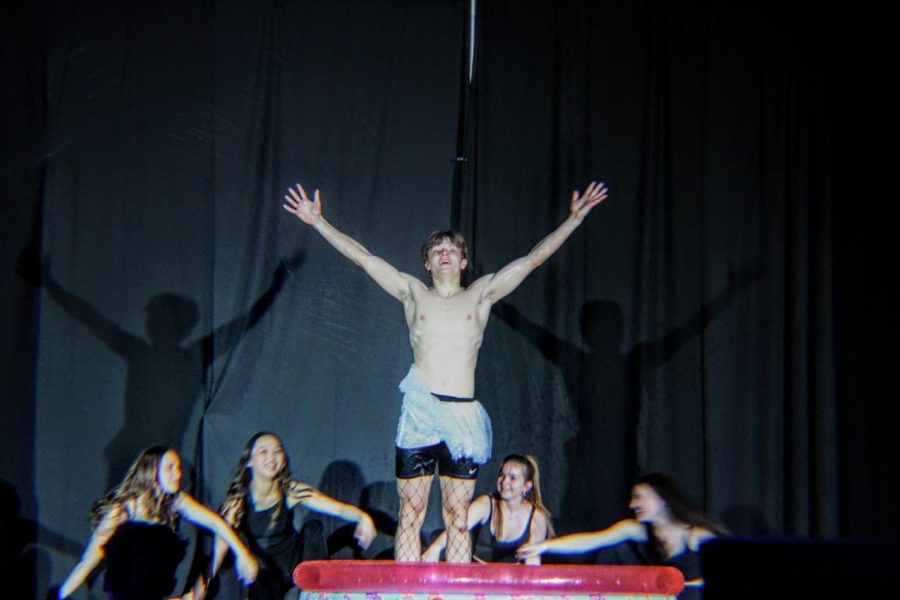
left=283, top=181, right=608, bottom=562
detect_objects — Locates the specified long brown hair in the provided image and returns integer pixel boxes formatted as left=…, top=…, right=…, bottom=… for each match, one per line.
left=492, top=454, right=555, bottom=540
left=220, top=432, right=307, bottom=531
left=90, top=446, right=180, bottom=528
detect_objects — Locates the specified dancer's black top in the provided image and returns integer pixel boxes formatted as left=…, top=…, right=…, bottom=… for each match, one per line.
left=102, top=521, right=187, bottom=600
left=473, top=498, right=535, bottom=563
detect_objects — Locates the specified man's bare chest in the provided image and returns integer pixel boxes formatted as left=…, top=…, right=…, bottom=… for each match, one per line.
left=408, top=291, right=485, bottom=335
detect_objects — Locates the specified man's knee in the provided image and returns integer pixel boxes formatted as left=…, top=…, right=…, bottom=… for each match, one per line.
left=400, top=497, right=428, bottom=519
left=398, top=490, right=430, bottom=525
left=442, top=508, right=468, bottom=531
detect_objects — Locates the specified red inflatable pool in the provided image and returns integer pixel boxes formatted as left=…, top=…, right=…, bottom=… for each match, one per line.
left=294, top=560, right=684, bottom=599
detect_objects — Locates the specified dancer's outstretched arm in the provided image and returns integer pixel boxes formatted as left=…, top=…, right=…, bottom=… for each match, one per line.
left=283, top=183, right=416, bottom=302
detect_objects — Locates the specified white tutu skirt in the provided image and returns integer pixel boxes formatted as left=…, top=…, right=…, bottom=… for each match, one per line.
left=395, top=364, right=492, bottom=464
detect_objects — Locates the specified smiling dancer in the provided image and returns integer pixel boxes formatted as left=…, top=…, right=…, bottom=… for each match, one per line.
left=517, top=473, right=727, bottom=598
left=283, top=180, right=608, bottom=562
left=58, top=447, right=257, bottom=600
left=195, top=432, right=376, bottom=600
left=422, top=454, right=553, bottom=564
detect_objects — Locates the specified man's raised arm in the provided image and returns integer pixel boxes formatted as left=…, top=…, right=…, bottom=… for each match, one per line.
left=283, top=182, right=412, bottom=301
left=480, top=181, right=608, bottom=304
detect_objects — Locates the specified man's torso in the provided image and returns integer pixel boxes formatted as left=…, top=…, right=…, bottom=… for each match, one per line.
left=405, top=279, right=491, bottom=397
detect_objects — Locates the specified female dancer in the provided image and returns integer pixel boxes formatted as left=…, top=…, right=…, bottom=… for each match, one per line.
left=422, top=454, right=553, bottom=564
left=58, top=446, right=257, bottom=599
left=517, top=472, right=726, bottom=595
left=198, top=432, right=377, bottom=600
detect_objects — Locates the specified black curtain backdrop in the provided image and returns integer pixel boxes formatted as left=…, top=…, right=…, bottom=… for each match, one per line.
left=2, top=1, right=897, bottom=598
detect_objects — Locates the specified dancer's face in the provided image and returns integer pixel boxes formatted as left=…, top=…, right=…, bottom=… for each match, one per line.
left=424, top=239, right=467, bottom=277
left=248, top=434, right=286, bottom=480
left=629, top=483, right=666, bottom=522
left=496, top=461, right=532, bottom=501
left=157, top=451, right=182, bottom=494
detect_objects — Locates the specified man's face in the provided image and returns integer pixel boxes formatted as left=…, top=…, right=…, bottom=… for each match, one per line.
left=424, top=239, right=467, bottom=276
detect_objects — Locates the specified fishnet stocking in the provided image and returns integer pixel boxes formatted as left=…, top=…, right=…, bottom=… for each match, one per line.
left=439, top=476, right=475, bottom=563
left=395, top=476, right=433, bottom=561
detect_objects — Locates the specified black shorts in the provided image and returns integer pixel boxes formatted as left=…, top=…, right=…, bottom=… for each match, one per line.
left=396, top=442, right=479, bottom=480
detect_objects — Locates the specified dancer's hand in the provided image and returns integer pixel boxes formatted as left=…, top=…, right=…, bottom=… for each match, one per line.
left=283, top=183, right=323, bottom=225
left=354, top=513, right=377, bottom=550
left=569, top=181, right=608, bottom=222
left=235, top=550, right=259, bottom=585
left=516, top=540, right=548, bottom=560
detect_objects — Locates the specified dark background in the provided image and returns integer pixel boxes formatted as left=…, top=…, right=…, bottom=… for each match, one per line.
left=2, top=1, right=897, bottom=598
